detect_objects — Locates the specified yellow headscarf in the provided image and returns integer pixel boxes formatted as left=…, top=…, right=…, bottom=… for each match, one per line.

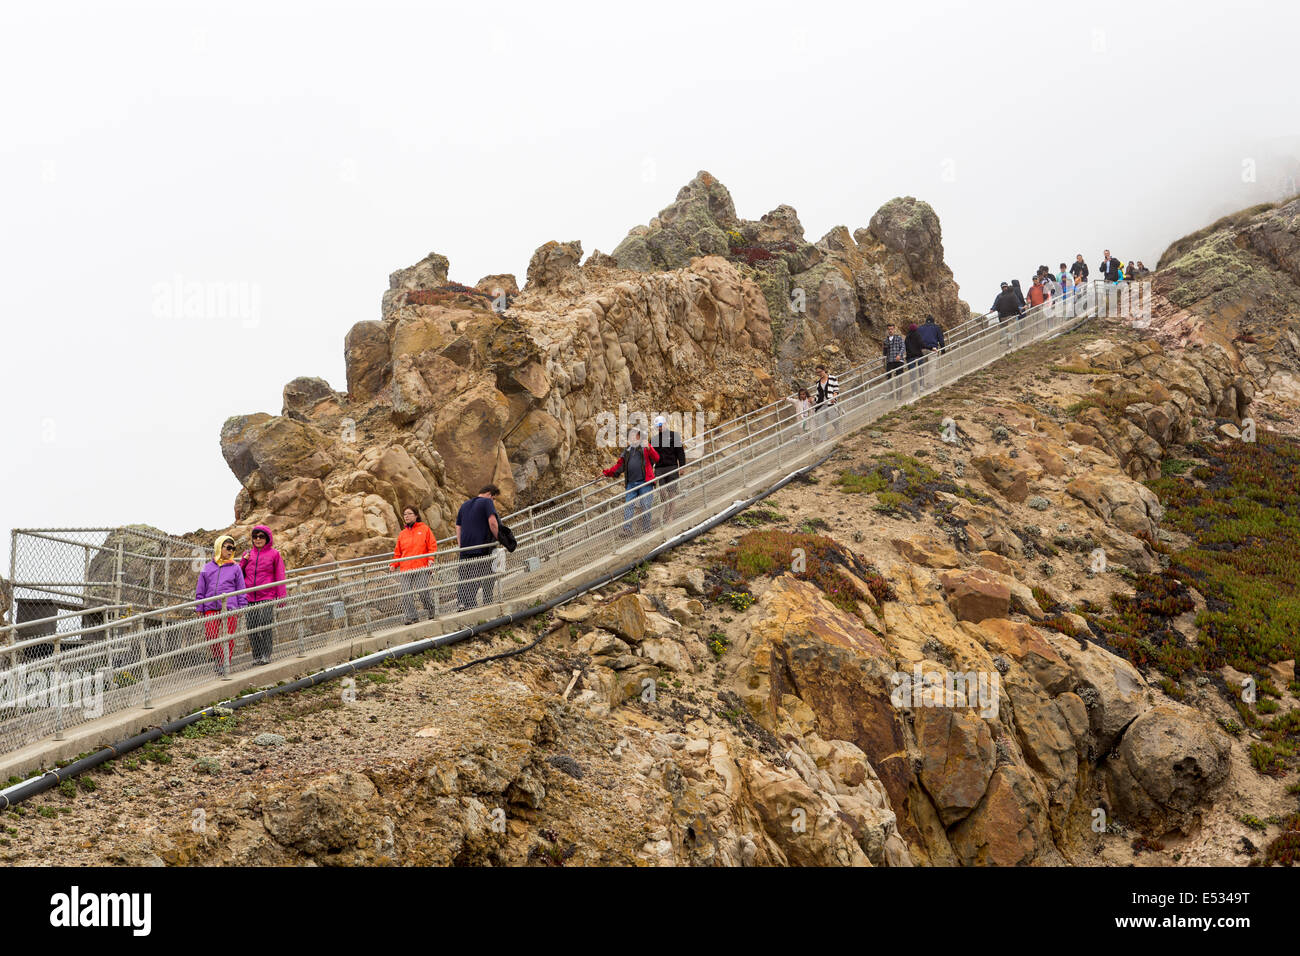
left=214, top=534, right=236, bottom=565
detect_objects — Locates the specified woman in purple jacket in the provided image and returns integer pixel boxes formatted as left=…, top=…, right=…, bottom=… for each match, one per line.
left=239, top=525, right=287, bottom=665
left=196, top=534, right=247, bottom=676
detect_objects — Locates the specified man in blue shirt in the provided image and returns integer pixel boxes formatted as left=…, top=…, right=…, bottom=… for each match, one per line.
left=916, top=315, right=946, bottom=389
left=455, top=484, right=500, bottom=611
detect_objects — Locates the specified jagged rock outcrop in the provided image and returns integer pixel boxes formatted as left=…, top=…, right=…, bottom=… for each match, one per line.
left=1052, top=337, right=1255, bottom=480
left=1150, top=195, right=1300, bottom=416
left=208, top=171, right=974, bottom=566
left=218, top=244, right=779, bottom=565
left=612, top=171, right=970, bottom=378
left=718, top=552, right=1234, bottom=862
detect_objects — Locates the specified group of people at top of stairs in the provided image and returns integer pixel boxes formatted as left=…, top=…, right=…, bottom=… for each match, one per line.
left=994, top=251, right=1148, bottom=319
left=192, top=485, right=517, bottom=676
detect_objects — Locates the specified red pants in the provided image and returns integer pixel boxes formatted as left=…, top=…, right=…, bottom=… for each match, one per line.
left=203, top=611, right=237, bottom=664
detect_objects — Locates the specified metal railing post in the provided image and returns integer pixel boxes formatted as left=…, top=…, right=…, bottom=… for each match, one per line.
left=219, top=594, right=232, bottom=680
left=361, top=567, right=374, bottom=635
left=53, top=637, right=64, bottom=740
left=162, top=543, right=171, bottom=605
left=139, top=627, right=153, bottom=709
left=335, top=569, right=352, bottom=629
left=113, top=539, right=125, bottom=608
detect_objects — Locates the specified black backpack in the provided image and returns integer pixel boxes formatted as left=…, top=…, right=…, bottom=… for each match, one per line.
left=497, top=522, right=518, bottom=553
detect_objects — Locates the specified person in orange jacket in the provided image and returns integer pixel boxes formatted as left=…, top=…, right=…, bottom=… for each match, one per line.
left=392, top=505, right=437, bottom=624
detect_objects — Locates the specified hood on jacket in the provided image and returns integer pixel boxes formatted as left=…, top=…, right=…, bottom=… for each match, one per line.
left=251, top=524, right=274, bottom=548
left=214, top=534, right=236, bottom=565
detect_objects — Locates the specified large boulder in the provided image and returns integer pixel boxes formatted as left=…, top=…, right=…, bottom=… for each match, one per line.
left=525, top=240, right=583, bottom=291
left=938, top=568, right=1011, bottom=623
left=344, top=321, right=390, bottom=402
left=912, top=706, right=996, bottom=826
left=1065, top=474, right=1164, bottom=537
left=589, top=593, right=649, bottom=645
left=382, top=252, right=449, bottom=321
left=429, top=381, right=512, bottom=497
left=947, top=764, right=1052, bottom=866
left=970, top=454, right=1039, bottom=504
left=1043, top=634, right=1152, bottom=754
left=864, top=197, right=945, bottom=275
left=220, top=414, right=333, bottom=493
left=1102, top=706, right=1231, bottom=835
left=282, top=376, right=338, bottom=419
left=260, top=771, right=382, bottom=859
left=740, top=757, right=871, bottom=866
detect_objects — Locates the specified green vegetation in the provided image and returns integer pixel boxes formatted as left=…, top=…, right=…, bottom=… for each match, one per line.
left=724, top=531, right=894, bottom=619
left=721, top=591, right=755, bottom=612
left=1261, top=812, right=1300, bottom=866
left=1076, top=435, right=1300, bottom=791
left=732, top=507, right=783, bottom=528
left=181, top=709, right=239, bottom=739
left=1146, top=436, right=1300, bottom=677
left=1080, top=570, right=1198, bottom=677
left=834, top=452, right=985, bottom=518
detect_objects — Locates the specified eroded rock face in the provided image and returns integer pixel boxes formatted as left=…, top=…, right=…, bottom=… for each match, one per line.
left=210, top=172, right=978, bottom=566
left=611, top=171, right=969, bottom=379
left=216, top=242, right=781, bottom=563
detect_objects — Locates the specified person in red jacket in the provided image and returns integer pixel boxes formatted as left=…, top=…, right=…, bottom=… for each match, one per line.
left=392, top=506, right=437, bottom=624
left=1026, top=276, right=1047, bottom=308
left=603, top=428, right=660, bottom=537
left=238, top=525, right=287, bottom=664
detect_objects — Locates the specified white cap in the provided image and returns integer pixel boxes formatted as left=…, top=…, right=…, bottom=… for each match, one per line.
left=653, top=416, right=666, bottom=427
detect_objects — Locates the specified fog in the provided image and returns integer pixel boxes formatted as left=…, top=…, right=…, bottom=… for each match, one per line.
left=2, top=0, right=1297, bottom=572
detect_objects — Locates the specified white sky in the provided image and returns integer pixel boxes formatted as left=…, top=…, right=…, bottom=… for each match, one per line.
left=2, top=0, right=1298, bottom=573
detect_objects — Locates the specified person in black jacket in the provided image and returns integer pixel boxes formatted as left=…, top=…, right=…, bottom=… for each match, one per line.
left=1010, top=278, right=1026, bottom=310
left=904, top=323, right=925, bottom=397
left=1098, top=249, right=1122, bottom=283
left=1070, top=254, right=1089, bottom=282
left=649, top=415, right=687, bottom=524
left=917, top=315, right=946, bottom=389
left=991, top=281, right=1023, bottom=348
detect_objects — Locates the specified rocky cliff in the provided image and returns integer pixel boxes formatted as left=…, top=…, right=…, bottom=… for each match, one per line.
left=613, top=172, right=970, bottom=377
left=17, top=198, right=1295, bottom=868
left=22, top=308, right=1296, bottom=868
left=1149, top=194, right=1300, bottom=430
left=212, top=172, right=968, bottom=568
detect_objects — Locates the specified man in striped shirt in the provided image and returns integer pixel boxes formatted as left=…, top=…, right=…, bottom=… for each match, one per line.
left=883, top=324, right=906, bottom=399
left=814, top=365, right=840, bottom=436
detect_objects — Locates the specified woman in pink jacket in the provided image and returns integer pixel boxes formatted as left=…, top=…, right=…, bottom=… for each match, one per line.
left=239, top=525, right=288, bottom=665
